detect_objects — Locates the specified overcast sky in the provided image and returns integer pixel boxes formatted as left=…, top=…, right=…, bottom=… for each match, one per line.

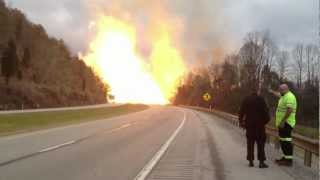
left=6, top=0, right=319, bottom=61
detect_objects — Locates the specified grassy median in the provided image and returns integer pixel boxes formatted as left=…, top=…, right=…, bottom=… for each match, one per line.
left=0, top=104, right=149, bottom=136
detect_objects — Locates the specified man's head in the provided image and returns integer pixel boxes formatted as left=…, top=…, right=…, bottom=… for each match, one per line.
left=278, top=84, right=289, bottom=96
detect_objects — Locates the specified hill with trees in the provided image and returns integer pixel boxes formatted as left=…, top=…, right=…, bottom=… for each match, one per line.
left=0, top=0, right=109, bottom=110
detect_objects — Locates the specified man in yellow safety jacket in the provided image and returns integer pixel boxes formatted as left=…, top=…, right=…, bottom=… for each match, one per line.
left=269, top=84, right=297, bottom=166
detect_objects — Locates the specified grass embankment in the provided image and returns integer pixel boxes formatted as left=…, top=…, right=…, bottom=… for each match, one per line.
left=294, top=125, right=319, bottom=139
left=186, top=106, right=319, bottom=139
left=0, top=104, right=149, bottom=136
left=268, top=120, right=319, bottom=139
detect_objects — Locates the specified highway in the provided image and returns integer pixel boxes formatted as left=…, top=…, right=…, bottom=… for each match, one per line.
left=0, top=106, right=306, bottom=180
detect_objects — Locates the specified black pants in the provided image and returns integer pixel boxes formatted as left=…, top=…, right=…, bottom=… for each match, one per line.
left=246, top=138, right=266, bottom=161
left=279, top=123, right=293, bottom=160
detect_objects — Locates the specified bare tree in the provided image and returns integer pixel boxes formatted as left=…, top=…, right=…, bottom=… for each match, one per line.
left=263, top=31, right=278, bottom=69
left=277, top=50, right=289, bottom=80
left=305, top=44, right=312, bottom=84
left=239, top=31, right=276, bottom=89
left=292, top=43, right=304, bottom=88
left=314, top=48, right=320, bottom=84
left=240, top=32, right=263, bottom=88
left=305, top=44, right=319, bottom=86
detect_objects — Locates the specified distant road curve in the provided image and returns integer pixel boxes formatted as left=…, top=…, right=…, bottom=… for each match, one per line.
left=0, top=103, right=123, bottom=114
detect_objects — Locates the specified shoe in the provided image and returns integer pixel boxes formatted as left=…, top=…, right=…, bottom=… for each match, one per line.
left=277, top=159, right=293, bottom=167
left=249, top=161, right=254, bottom=167
left=259, top=162, right=269, bottom=168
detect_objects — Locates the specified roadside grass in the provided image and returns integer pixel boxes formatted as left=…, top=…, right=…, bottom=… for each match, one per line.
left=294, top=125, right=319, bottom=139
left=268, top=119, right=319, bottom=139
left=0, top=104, right=149, bottom=136
left=185, top=106, right=319, bottom=140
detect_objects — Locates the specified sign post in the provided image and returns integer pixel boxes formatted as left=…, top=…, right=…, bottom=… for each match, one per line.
left=202, top=92, right=212, bottom=110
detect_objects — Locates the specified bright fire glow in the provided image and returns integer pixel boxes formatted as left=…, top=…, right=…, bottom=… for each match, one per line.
left=150, top=24, right=186, bottom=100
left=82, top=16, right=185, bottom=104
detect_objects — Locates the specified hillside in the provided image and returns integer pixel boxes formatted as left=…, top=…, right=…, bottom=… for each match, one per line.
left=0, top=1, right=109, bottom=110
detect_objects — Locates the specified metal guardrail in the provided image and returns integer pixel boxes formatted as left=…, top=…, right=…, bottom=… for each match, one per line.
left=185, top=106, right=319, bottom=167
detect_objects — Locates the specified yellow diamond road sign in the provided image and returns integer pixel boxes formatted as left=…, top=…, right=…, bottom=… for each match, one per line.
left=203, top=92, right=211, bottom=102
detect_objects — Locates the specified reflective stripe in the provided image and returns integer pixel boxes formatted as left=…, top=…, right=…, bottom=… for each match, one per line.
left=279, top=137, right=292, bottom=142
left=277, top=109, right=287, bottom=112
left=277, top=109, right=296, bottom=112
left=284, top=155, right=293, bottom=159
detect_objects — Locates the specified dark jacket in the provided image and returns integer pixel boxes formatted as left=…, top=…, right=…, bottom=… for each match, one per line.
left=239, top=93, right=270, bottom=139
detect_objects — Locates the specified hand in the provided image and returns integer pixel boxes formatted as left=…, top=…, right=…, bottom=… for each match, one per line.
left=268, top=88, right=274, bottom=93
left=268, top=89, right=281, bottom=97
left=279, top=121, right=286, bottom=128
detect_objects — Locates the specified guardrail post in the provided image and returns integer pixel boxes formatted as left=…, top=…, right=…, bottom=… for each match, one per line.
left=304, top=150, right=312, bottom=167
left=266, top=135, right=270, bottom=144
left=274, top=138, right=280, bottom=150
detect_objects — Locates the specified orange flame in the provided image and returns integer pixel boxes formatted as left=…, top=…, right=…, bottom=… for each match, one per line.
left=150, top=24, right=186, bottom=100
left=82, top=16, right=185, bottom=104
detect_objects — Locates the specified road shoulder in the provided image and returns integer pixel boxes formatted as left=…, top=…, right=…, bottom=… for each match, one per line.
left=196, top=110, right=317, bottom=180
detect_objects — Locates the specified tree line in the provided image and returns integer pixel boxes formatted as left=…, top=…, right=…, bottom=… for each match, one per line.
left=173, top=31, right=319, bottom=128
left=0, top=0, right=109, bottom=110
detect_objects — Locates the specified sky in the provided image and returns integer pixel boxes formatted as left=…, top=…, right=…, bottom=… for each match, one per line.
left=6, top=0, right=319, bottom=64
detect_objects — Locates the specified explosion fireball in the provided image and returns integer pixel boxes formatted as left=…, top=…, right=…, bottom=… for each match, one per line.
left=82, top=16, right=186, bottom=104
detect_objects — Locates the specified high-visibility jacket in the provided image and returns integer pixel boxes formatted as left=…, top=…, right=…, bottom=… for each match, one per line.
left=276, top=91, right=297, bottom=128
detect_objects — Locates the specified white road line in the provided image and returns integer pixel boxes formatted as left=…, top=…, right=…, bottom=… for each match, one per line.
left=119, top=123, right=132, bottom=129
left=106, top=123, right=132, bottom=134
left=38, top=122, right=133, bottom=153
left=0, top=122, right=136, bottom=166
left=133, top=110, right=186, bottom=180
left=39, top=140, right=76, bottom=153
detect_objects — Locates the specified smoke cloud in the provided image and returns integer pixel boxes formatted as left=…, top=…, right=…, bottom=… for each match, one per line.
left=83, top=0, right=232, bottom=66
left=9, top=0, right=317, bottom=66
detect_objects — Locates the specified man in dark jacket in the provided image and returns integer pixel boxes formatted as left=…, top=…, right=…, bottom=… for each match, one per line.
left=239, top=88, right=270, bottom=168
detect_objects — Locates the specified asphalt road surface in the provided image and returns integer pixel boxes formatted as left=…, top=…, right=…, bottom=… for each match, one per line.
left=0, top=106, right=301, bottom=180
